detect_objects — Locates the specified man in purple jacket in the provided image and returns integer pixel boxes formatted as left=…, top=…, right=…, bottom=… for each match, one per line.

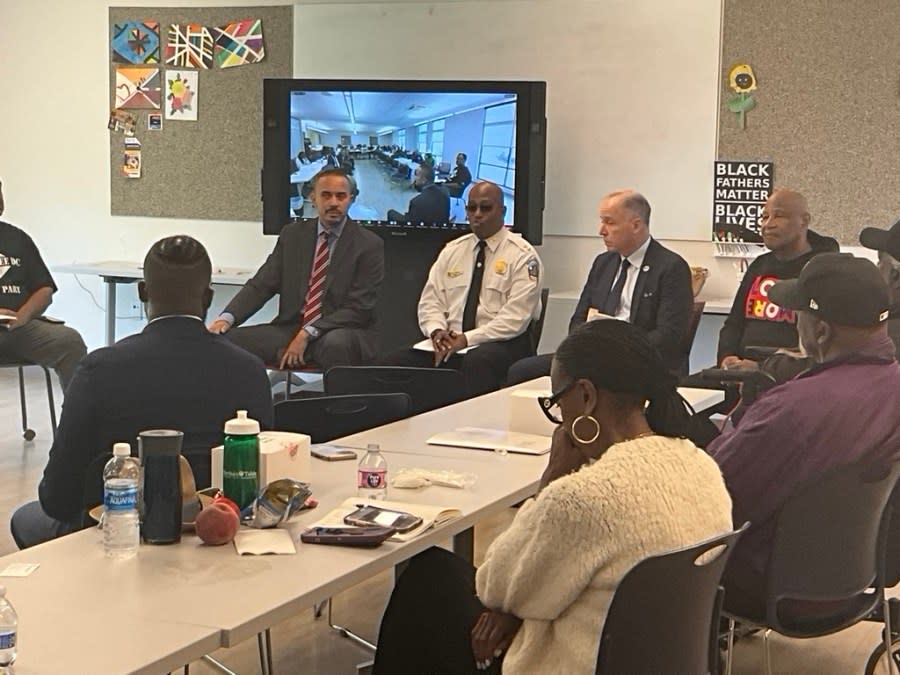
left=708, top=253, right=900, bottom=613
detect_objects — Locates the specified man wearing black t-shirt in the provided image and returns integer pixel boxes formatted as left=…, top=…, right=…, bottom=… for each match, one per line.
left=717, top=189, right=838, bottom=370
left=0, top=181, right=86, bottom=391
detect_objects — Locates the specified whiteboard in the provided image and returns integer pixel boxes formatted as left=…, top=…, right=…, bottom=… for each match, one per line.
left=293, top=0, right=722, bottom=241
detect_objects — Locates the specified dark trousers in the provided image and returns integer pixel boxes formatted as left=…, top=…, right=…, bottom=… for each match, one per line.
left=380, top=333, right=534, bottom=397
left=227, top=324, right=377, bottom=371
left=506, top=353, right=553, bottom=386
left=10, top=501, right=85, bottom=549
left=374, top=547, right=500, bottom=675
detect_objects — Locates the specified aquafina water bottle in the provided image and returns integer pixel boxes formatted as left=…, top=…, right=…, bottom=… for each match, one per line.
left=357, top=443, right=388, bottom=500
left=103, top=442, right=141, bottom=559
left=0, top=585, right=18, bottom=669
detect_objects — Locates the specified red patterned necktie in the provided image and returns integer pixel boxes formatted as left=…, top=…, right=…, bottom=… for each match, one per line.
left=302, top=231, right=330, bottom=325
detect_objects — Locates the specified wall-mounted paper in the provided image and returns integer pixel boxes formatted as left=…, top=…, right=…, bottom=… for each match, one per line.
left=165, top=70, right=199, bottom=121
left=166, top=23, right=214, bottom=69
left=115, top=67, right=161, bottom=110
left=111, top=20, right=160, bottom=64
left=213, top=19, right=265, bottom=68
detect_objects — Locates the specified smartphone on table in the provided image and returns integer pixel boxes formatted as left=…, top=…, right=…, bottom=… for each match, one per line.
left=311, top=444, right=358, bottom=461
left=300, top=526, right=395, bottom=547
left=343, top=505, right=423, bottom=533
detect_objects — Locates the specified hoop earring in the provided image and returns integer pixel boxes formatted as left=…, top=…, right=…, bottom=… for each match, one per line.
left=571, top=415, right=600, bottom=445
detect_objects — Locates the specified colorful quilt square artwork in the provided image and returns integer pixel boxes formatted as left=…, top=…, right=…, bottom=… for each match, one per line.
left=111, top=21, right=160, bottom=64
left=115, top=67, right=161, bottom=110
left=165, top=23, right=213, bottom=69
left=165, top=70, right=199, bottom=121
left=213, top=19, right=265, bottom=68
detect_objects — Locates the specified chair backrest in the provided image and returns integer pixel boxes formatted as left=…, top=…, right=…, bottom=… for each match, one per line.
left=596, top=525, right=746, bottom=675
left=684, top=300, right=706, bottom=357
left=273, top=393, right=411, bottom=443
left=765, top=460, right=900, bottom=633
left=324, top=366, right=466, bottom=416
left=529, top=287, right=551, bottom=352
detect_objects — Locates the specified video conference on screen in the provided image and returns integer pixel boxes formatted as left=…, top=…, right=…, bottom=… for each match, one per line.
left=287, top=90, right=518, bottom=226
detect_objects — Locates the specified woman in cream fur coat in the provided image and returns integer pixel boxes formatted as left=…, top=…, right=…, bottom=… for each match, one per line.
left=374, top=320, right=733, bottom=674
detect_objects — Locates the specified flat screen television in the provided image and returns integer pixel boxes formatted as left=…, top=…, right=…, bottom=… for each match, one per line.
left=261, top=78, right=547, bottom=243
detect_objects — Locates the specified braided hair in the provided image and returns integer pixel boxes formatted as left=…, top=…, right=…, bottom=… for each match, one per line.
left=554, top=319, right=692, bottom=438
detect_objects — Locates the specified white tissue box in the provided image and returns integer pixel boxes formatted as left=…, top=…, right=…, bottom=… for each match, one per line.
left=211, top=430, right=311, bottom=490
left=508, top=389, right=556, bottom=437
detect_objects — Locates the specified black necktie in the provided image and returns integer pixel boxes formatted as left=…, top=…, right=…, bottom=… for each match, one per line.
left=602, top=258, right=631, bottom=315
left=462, top=240, right=488, bottom=331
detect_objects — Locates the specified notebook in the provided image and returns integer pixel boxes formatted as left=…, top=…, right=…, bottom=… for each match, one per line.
left=427, top=427, right=552, bottom=455
left=310, top=497, right=462, bottom=543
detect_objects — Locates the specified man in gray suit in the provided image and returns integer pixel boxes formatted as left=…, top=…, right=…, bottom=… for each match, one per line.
left=209, top=169, right=384, bottom=370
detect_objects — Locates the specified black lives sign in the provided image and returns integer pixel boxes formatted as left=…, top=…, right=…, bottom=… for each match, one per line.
left=713, top=161, right=774, bottom=243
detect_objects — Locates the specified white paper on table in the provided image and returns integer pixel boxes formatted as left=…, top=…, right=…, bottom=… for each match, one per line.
left=233, top=528, right=296, bottom=555
left=412, top=338, right=474, bottom=355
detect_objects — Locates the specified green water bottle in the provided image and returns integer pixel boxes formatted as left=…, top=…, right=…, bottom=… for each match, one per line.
left=223, top=410, right=260, bottom=510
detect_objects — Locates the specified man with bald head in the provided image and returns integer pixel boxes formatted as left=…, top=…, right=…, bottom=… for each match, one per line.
left=717, top=188, right=838, bottom=370
left=382, top=181, right=543, bottom=397
left=10, top=235, right=273, bottom=548
left=508, top=189, right=693, bottom=383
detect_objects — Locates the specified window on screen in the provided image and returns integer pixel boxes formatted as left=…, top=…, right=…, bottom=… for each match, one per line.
left=478, top=102, right=516, bottom=191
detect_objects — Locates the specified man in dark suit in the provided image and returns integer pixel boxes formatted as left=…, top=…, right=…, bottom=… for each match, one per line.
left=209, top=169, right=385, bottom=370
left=9, top=236, right=274, bottom=549
left=387, top=164, right=451, bottom=224
left=507, top=189, right=693, bottom=383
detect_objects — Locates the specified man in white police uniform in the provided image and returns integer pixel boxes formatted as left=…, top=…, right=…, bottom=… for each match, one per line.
left=381, top=181, right=543, bottom=397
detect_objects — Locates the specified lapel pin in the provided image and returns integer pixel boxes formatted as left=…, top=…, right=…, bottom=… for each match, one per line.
left=642, top=265, right=650, bottom=272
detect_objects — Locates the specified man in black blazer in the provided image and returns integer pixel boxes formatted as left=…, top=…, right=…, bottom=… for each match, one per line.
left=210, top=169, right=385, bottom=370
left=9, top=236, right=274, bottom=549
left=507, top=189, right=693, bottom=383
left=387, top=164, right=451, bottom=224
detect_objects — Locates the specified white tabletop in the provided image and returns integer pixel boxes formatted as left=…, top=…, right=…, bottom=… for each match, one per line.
left=290, top=159, right=328, bottom=184
left=0, top=379, right=724, bottom=670
left=55, top=261, right=254, bottom=286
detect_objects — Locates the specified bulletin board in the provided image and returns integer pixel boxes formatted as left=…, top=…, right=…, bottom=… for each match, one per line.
left=718, top=0, right=900, bottom=244
left=108, top=5, right=292, bottom=221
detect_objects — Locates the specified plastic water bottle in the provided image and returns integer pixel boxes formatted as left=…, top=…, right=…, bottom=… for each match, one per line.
left=357, top=443, right=388, bottom=500
left=103, top=442, right=141, bottom=559
left=223, top=410, right=261, bottom=511
left=0, top=586, right=16, bottom=669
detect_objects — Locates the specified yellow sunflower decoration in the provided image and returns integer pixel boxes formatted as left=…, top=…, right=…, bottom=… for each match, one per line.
left=727, top=64, right=757, bottom=129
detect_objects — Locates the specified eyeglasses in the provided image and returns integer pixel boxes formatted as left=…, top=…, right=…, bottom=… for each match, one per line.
left=536, top=380, right=576, bottom=424
left=465, top=202, right=495, bottom=213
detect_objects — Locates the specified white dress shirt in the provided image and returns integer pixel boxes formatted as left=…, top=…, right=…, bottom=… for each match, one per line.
left=612, top=236, right=652, bottom=321
left=418, top=228, right=544, bottom=347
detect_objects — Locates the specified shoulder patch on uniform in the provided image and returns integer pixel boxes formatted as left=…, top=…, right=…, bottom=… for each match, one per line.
left=527, top=256, right=540, bottom=282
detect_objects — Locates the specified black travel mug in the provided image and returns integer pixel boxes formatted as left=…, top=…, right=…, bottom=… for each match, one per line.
left=138, top=429, right=184, bottom=544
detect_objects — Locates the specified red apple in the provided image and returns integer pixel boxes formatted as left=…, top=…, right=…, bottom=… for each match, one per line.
left=212, top=494, right=241, bottom=518
left=195, top=502, right=240, bottom=545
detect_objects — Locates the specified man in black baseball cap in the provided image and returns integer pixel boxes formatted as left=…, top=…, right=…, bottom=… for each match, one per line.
left=860, top=220, right=900, bottom=350
left=707, top=252, right=900, bottom=617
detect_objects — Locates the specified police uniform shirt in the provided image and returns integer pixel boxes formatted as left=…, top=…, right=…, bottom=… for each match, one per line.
left=418, top=227, right=543, bottom=346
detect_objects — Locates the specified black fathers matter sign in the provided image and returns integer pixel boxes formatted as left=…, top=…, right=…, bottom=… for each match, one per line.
left=713, top=161, right=774, bottom=243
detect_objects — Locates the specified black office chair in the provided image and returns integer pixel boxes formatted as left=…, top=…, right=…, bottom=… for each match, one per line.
left=324, top=366, right=466, bottom=416
left=723, top=461, right=900, bottom=675
left=595, top=524, right=746, bottom=675
left=529, top=287, right=551, bottom=352
left=273, top=393, right=411, bottom=443
left=0, top=357, right=57, bottom=440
